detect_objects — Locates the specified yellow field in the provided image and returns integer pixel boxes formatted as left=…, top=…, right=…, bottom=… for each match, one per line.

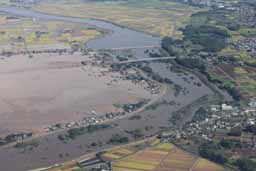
left=102, top=147, right=135, bottom=160
left=193, top=158, right=224, bottom=171
left=44, top=139, right=224, bottom=171
left=114, top=161, right=156, bottom=170
left=34, top=2, right=201, bottom=37
left=111, top=140, right=224, bottom=171
left=0, top=15, right=101, bottom=49
left=150, top=138, right=160, bottom=146
left=113, top=167, right=141, bottom=171
left=155, top=143, right=174, bottom=151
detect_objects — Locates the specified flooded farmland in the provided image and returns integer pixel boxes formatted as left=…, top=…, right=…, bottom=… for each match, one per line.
left=0, top=53, right=155, bottom=136
left=0, top=7, right=214, bottom=171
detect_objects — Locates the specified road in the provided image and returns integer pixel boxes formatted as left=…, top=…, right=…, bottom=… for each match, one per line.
left=36, top=136, right=157, bottom=171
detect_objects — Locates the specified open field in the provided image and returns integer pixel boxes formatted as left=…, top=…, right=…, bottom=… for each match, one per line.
left=0, top=52, right=156, bottom=136
left=193, top=158, right=224, bottom=171
left=0, top=14, right=101, bottom=51
left=39, top=138, right=224, bottom=171
left=110, top=140, right=224, bottom=171
left=34, top=1, right=201, bottom=37
left=208, top=63, right=256, bottom=99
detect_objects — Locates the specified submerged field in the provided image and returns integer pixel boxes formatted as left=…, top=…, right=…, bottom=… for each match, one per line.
left=0, top=52, right=156, bottom=136
left=34, top=0, right=201, bottom=37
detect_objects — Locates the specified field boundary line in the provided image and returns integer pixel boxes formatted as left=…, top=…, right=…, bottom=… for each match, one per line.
left=189, top=157, right=200, bottom=171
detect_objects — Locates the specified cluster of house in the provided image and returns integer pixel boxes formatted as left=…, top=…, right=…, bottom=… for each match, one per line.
left=0, top=132, right=33, bottom=146
left=9, top=0, right=41, bottom=5
left=176, top=0, right=239, bottom=8
left=124, top=71, right=161, bottom=95
left=77, top=155, right=111, bottom=171
left=178, top=0, right=256, bottom=26
left=234, top=37, right=256, bottom=54
left=181, top=101, right=256, bottom=141
left=44, top=112, right=121, bottom=133
left=44, top=101, right=147, bottom=133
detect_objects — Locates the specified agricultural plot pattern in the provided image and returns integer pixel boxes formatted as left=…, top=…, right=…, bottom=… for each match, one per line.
left=35, top=2, right=200, bottom=37
left=209, top=63, right=256, bottom=99
left=110, top=141, right=224, bottom=171
left=0, top=15, right=101, bottom=50
left=40, top=139, right=224, bottom=171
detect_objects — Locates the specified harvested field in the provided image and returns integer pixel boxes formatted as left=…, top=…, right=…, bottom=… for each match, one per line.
left=210, top=63, right=256, bottom=99
left=0, top=14, right=101, bottom=51
left=44, top=140, right=224, bottom=171
left=34, top=1, right=201, bottom=37
left=111, top=140, right=224, bottom=171
left=102, top=147, right=135, bottom=161
left=192, top=158, right=224, bottom=171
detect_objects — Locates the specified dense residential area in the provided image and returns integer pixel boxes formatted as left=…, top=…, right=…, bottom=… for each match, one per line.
left=161, top=0, right=256, bottom=170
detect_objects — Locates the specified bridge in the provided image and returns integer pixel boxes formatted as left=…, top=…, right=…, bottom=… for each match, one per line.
left=114, top=56, right=176, bottom=64
left=107, top=45, right=161, bottom=51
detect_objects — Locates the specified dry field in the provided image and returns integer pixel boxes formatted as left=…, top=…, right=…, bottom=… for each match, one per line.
left=209, top=63, right=256, bottom=99
left=111, top=140, right=224, bottom=171
left=0, top=52, right=155, bottom=136
left=193, top=158, right=224, bottom=171
left=102, top=146, right=136, bottom=161
left=0, top=15, right=101, bottom=51
left=41, top=139, right=224, bottom=171
left=34, top=1, right=200, bottom=37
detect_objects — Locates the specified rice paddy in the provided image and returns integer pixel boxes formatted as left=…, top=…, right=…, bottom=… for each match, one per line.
left=109, top=139, right=224, bottom=171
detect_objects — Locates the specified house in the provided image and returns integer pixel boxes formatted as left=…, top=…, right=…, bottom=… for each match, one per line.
left=222, top=104, right=233, bottom=110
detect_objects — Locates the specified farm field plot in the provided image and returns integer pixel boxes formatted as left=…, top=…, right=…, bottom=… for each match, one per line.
left=111, top=140, right=224, bottom=171
left=34, top=1, right=201, bottom=37
left=209, top=64, right=256, bottom=100
left=102, top=147, right=136, bottom=161
left=35, top=140, right=224, bottom=171
left=0, top=14, right=101, bottom=51
left=192, top=158, right=224, bottom=171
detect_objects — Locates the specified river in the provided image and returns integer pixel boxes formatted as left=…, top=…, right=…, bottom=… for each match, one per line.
left=0, top=7, right=161, bottom=49
left=0, top=7, right=214, bottom=171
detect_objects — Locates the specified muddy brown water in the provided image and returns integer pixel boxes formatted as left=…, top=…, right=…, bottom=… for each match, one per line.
left=0, top=7, right=213, bottom=171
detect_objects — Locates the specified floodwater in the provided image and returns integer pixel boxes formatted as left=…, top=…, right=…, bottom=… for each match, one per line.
left=0, top=7, right=214, bottom=171
left=0, top=53, right=154, bottom=136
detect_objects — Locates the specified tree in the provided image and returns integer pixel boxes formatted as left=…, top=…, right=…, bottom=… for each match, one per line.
left=227, top=126, right=242, bottom=136
left=199, top=142, right=227, bottom=164
left=183, top=25, right=230, bottom=52
left=237, top=158, right=256, bottom=171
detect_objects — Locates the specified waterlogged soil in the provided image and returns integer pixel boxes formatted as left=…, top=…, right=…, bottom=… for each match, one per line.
left=0, top=7, right=213, bottom=171
left=0, top=62, right=213, bottom=171
left=0, top=53, right=154, bottom=136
